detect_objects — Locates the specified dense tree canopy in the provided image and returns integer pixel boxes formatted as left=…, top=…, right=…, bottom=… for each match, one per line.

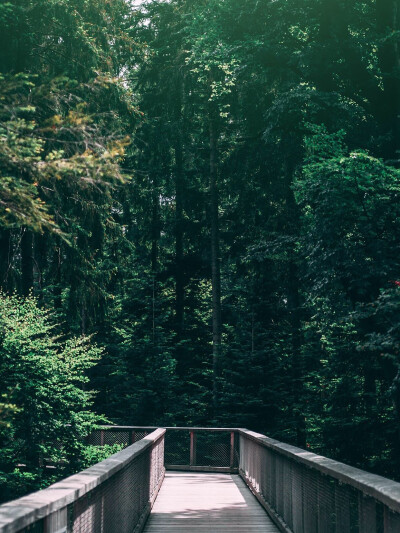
left=1, top=0, right=400, bottom=499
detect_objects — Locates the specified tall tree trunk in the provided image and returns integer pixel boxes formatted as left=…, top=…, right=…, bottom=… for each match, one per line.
left=210, top=112, right=222, bottom=414
left=53, top=243, right=62, bottom=310
left=34, top=233, right=47, bottom=303
left=175, top=70, right=185, bottom=341
left=151, top=175, right=160, bottom=273
left=284, top=155, right=306, bottom=447
left=81, top=299, right=86, bottom=336
left=21, top=229, right=33, bottom=296
left=175, top=120, right=184, bottom=337
left=151, top=174, right=160, bottom=346
left=288, top=252, right=306, bottom=448
left=390, top=369, right=400, bottom=447
left=376, top=0, right=400, bottom=163
left=0, top=228, right=11, bottom=291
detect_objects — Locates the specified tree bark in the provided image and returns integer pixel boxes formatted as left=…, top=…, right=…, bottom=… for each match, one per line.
left=0, top=229, right=11, bottom=291
left=175, top=74, right=185, bottom=337
left=284, top=155, right=306, bottom=448
left=53, top=244, right=62, bottom=310
left=34, top=233, right=47, bottom=302
left=210, top=112, right=222, bottom=414
left=376, top=0, right=400, bottom=163
left=21, top=229, right=33, bottom=296
left=151, top=178, right=160, bottom=273
left=151, top=174, right=160, bottom=346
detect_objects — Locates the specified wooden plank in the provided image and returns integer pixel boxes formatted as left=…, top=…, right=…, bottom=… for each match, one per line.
left=143, top=472, right=279, bottom=532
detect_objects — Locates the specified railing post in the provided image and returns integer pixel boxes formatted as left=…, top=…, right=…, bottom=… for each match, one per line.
left=190, top=430, right=197, bottom=466
left=129, top=430, right=136, bottom=445
left=100, top=430, right=105, bottom=446
left=230, top=431, right=235, bottom=470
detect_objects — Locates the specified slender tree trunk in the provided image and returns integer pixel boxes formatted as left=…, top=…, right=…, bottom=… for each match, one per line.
left=284, top=156, right=306, bottom=447
left=0, top=228, right=11, bottom=291
left=376, top=0, right=400, bottom=163
left=315, top=0, right=336, bottom=93
left=151, top=175, right=160, bottom=273
left=81, top=300, right=86, bottom=336
left=151, top=174, right=160, bottom=346
left=288, top=252, right=306, bottom=448
left=53, top=244, right=62, bottom=310
left=152, top=274, right=156, bottom=344
left=21, top=229, right=33, bottom=296
left=391, top=369, right=400, bottom=446
left=210, top=112, right=222, bottom=414
left=34, top=233, right=47, bottom=303
left=175, top=121, right=185, bottom=336
left=173, top=67, right=186, bottom=378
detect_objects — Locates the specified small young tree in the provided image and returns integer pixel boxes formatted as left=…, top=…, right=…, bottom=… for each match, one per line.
left=0, top=292, right=103, bottom=502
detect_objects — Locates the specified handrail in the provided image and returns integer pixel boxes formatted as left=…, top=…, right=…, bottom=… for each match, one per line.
left=239, top=429, right=400, bottom=514
left=92, top=426, right=400, bottom=514
left=4, top=426, right=400, bottom=533
left=96, top=425, right=240, bottom=431
left=0, top=428, right=165, bottom=533
left=238, top=429, right=400, bottom=533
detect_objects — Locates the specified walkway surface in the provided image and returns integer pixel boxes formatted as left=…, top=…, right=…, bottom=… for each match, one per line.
left=144, top=472, right=279, bottom=532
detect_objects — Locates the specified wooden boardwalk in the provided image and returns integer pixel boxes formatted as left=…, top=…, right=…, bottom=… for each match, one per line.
left=144, top=472, right=279, bottom=532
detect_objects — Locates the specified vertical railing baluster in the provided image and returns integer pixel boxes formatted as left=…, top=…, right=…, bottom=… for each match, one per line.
left=230, top=431, right=235, bottom=470
left=190, top=430, right=197, bottom=466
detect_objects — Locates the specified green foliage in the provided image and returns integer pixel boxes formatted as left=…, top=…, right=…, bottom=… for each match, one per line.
left=0, top=293, right=103, bottom=501
left=2, top=0, right=400, bottom=498
left=80, top=444, right=124, bottom=469
left=294, top=127, right=400, bottom=473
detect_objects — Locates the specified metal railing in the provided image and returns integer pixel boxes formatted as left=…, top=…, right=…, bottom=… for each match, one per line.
left=3, top=425, right=400, bottom=532
left=0, top=428, right=165, bottom=533
left=93, top=426, right=400, bottom=533
left=239, top=429, right=400, bottom=533
left=89, top=426, right=239, bottom=472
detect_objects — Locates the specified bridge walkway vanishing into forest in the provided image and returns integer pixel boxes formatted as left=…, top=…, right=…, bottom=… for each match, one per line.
left=143, top=472, right=278, bottom=532
left=2, top=427, right=400, bottom=533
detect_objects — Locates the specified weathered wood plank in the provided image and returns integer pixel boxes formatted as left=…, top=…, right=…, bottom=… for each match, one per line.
left=143, top=472, right=279, bottom=532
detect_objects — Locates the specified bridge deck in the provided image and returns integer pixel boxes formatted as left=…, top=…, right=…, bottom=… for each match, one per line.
left=144, top=472, right=279, bottom=532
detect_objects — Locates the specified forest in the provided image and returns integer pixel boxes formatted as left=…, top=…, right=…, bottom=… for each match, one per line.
left=1, top=0, right=400, bottom=502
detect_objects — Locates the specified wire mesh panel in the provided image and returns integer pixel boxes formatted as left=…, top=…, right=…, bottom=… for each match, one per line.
left=88, top=428, right=154, bottom=447
left=71, top=448, right=151, bottom=533
left=292, top=460, right=304, bottom=533
left=195, top=431, right=231, bottom=467
left=283, top=456, right=293, bottom=530
left=103, top=429, right=130, bottom=446
left=302, top=466, right=318, bottom=533
left=164, top=429, right=190, bottom=465
left=384, top=507, right=400, bottom=533
left=90, top=427, right=238, bottom=471
left=317, top=474, right=336, bottom=533
left=239, top=430, right=400, bottom=533
left=275, top=453, right=285, bottom=518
